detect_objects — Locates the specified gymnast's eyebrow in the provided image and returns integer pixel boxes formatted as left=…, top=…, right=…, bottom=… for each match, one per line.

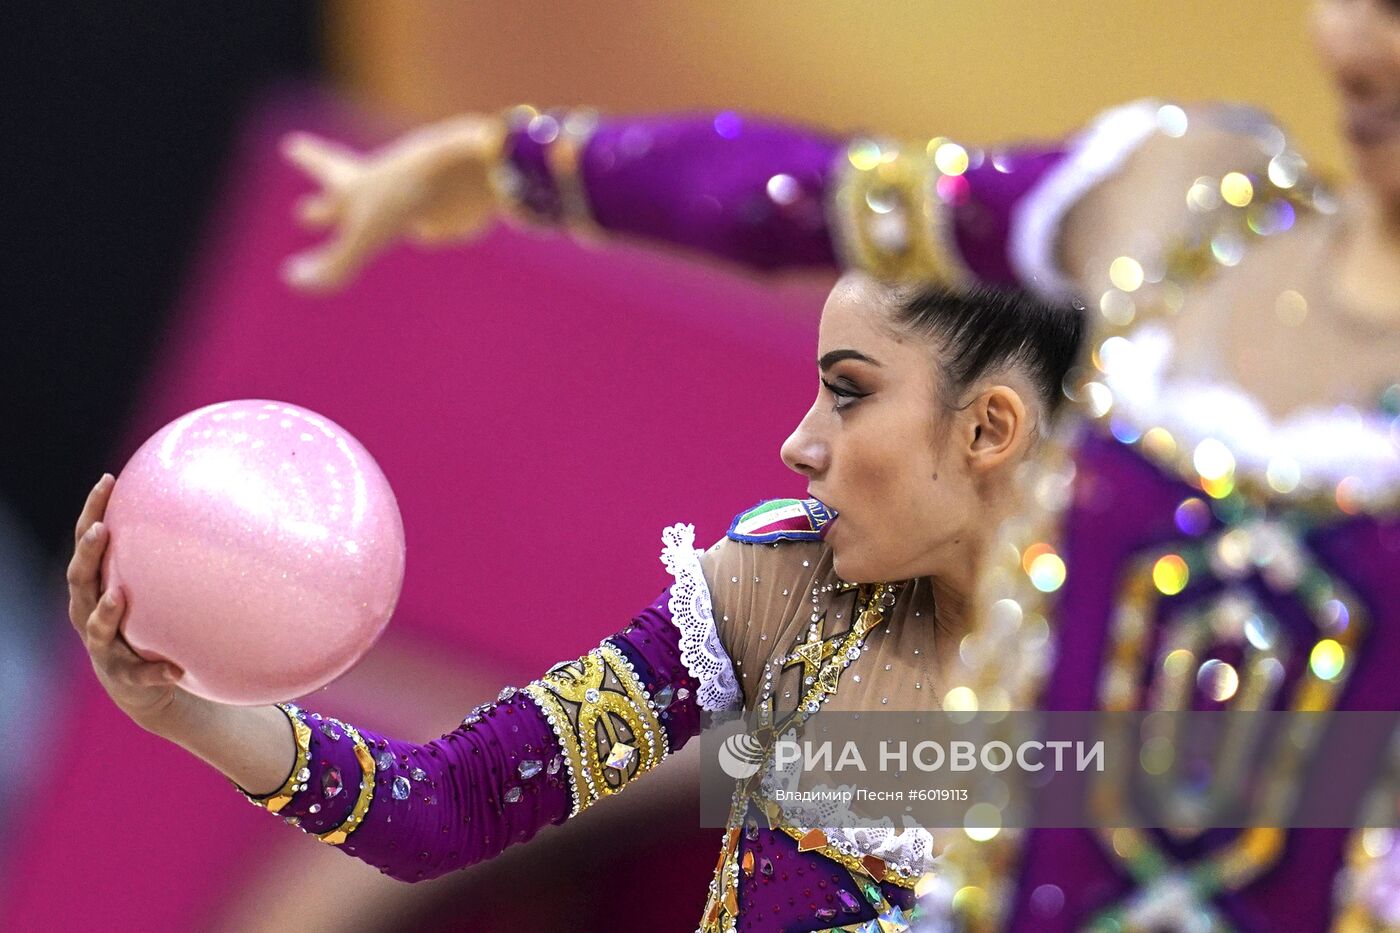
left=818, top=349, right=882, bottom=371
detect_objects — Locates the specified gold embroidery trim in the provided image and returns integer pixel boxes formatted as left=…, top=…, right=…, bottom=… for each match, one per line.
left=773, top=821, right=918, bottom=889
left=523, top=642, right=667, bottom=818
left=235, top=702, right=312, bottom=814
left=830, top=137, right=969, bottom=286
left=490, top=105, right=601, bottom=234
left=701, top=584, right=903, bottom=929
left=318, top=722, right=376, bottom=845
left=1093, top=538, right=1368, bottom=897
left=545, top=108, right=601, bottom=233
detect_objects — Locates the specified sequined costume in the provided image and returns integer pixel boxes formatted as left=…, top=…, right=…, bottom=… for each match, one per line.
left=253, top=501, right=938, bottom=932
left=478, top=101, right=1400, bottom=930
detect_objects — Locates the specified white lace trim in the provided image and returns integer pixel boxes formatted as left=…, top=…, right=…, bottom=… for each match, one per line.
left=660, top=523, right=740, bottom=713
left=1100, top=324, right=1400, bottom=503
left=825, top=824, right=941, bottom=879
left=1008, top=98, right=1163, bottom=301
left=759, top=736, right=941, bottom=879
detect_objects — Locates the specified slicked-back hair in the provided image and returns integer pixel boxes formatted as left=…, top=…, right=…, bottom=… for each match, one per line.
left=890, top=285, right=1084, bottom=419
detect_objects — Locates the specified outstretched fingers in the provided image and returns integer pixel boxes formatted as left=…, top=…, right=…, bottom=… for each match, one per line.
left=283, top=203, right=395, bottom=291
left=281, top=132, right=362, bottom=190
left=295, top=192, right=340, bottom=229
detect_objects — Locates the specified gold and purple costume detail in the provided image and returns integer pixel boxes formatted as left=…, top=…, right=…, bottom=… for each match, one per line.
left=251, top=100, right=1400, bottom=930
left=480, top=99, right=1399, bottom=930
left=523, top=640, right=669, bottom=817
left=253, top=588, right=705, bottom=883
left=491, top=104, right=1076, bottom=288
left=251, top=500, right=940, bottom=931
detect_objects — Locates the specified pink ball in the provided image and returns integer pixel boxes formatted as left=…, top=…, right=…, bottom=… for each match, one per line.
left=102, top=400, right=406, bottom=705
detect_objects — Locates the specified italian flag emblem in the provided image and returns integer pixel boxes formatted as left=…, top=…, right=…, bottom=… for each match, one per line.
left=726, top=498, right=835, bottom=544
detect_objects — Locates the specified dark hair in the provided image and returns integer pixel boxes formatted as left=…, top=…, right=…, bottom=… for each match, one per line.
left=890, top=285, right=1084, bottom=418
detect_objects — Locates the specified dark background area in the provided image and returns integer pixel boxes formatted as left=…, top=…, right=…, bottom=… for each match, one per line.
left=3, top=1, right=321, bottom=562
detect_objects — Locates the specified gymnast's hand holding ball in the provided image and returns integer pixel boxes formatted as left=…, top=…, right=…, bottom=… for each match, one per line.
left=69, top=400, right=405, bottom=793
left=70, top=472, right=187, bottom=733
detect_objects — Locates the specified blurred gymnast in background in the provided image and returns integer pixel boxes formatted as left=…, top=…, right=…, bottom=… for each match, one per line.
left=274, top=1, right=1400, bottom=930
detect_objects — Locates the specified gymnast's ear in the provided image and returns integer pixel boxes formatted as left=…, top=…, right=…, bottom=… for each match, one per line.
left=964, top=383, right=1030, bottom=472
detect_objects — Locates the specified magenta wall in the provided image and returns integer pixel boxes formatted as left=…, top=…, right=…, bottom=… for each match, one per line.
left=3, top=97, right=830, bottom=931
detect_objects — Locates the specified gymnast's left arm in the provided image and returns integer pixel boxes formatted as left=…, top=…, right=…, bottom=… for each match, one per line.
left=244, top=587, right=712, bottom=882
left=281, top=104, right=1081, bottom=293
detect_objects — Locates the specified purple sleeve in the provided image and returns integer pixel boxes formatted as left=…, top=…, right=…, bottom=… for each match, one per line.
left=507, top=111, right=841, bottom=271
left=502, top=110, right=1070, bottom=286
left=948, top=147, right=1069, bottom=285
left=268, top=591, right=703, bottom=882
